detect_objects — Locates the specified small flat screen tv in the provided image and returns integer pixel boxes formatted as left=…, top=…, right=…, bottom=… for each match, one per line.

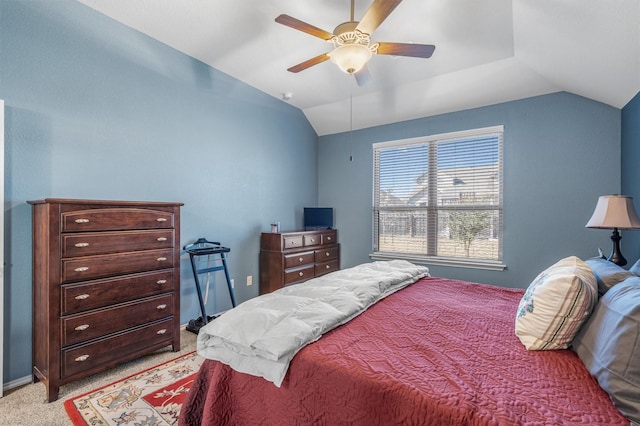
left=304, top=207, right=334, bottom=230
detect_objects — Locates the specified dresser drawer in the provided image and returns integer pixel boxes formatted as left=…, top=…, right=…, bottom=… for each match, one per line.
left=284, top=264, right=315, bottom=285
left=283, top=235, right=303, bottom=249
left=62, top=208, right=174, bottom=232
left=284, top=251, right=314, bottom=269
left=303, top=234, right=321, bottom=246
left=62, top=294, right=174, bottom=347
left=61, top=270, right=174, bottom=315
left=61, top=318, right=174, bottom=379
left=62, top=248, right=174, bottom=283
left=315, top=246, right=339, bottom=262
left=315, top=260, right=340, bottom=277
left=321, top=231, right=337, bottom=245
left=62, top=230, right=174, bottom=258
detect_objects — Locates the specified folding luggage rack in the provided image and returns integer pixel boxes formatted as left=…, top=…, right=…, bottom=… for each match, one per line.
left=183, top=238, right=237, bottom=334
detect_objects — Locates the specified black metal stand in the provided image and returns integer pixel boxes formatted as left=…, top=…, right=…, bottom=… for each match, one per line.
left=183, top=238, right=237, bottom=334
left=607, top=228, right=627, bottom=266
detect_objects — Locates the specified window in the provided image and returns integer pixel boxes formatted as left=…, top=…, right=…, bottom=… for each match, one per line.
left=372, top=126, right=504, bottom=270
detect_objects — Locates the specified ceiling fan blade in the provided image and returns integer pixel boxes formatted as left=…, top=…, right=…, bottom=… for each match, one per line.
left=376, top=42, right=436, bottom=58
left=356, top=0, right=402, bottom=35
left=287, top=53, right=331, bottom=73
left=354, top=65, right=373, bottom=86
left=275, top=14, right=334, bottom=40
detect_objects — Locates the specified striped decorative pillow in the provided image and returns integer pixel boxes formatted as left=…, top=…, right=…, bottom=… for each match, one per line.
left=515, top=256, right=598, bottom=350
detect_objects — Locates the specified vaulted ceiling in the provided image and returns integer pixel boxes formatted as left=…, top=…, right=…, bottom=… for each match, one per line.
left=77, top=0, right=640, bottom=136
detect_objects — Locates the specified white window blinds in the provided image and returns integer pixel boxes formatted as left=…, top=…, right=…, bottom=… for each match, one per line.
left=373, top=126, right=503, bottom=263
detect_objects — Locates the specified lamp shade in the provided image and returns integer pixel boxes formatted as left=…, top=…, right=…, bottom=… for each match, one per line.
left=586, top=195, right=640, bottom=229
left=329, top=44, right=372, bottom=74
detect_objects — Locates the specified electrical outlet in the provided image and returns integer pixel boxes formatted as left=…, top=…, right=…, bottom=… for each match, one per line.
left=231, top=278, right=235, bottom=289
left=247, top=275, right=253, bottom=286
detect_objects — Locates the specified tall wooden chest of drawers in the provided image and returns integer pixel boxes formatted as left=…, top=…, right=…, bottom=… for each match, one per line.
left=259, top=229, right=340, bottom=294
left=28, top=198, right=183, bottom=402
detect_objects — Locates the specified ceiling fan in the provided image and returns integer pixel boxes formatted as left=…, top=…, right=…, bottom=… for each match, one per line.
left=275, top=0, right=435, bottom=86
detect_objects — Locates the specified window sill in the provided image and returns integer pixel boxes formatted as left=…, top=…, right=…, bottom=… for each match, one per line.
left=369, top=252, right=507, bottom=271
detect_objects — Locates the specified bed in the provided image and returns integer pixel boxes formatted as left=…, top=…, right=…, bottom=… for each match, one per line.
left=179, top=259, right=636, bottom=425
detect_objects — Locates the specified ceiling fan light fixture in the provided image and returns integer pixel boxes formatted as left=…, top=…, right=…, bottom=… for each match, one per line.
left=276, top=0, right=435, bottom=80
left=329, top=43, right=373, bottom=74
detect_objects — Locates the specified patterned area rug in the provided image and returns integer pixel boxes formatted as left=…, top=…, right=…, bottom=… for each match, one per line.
left=64, top=352, right=203, bottom=426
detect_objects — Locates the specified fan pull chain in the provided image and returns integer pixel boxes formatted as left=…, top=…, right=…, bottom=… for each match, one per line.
left=349, top=76, right=354, bottom=162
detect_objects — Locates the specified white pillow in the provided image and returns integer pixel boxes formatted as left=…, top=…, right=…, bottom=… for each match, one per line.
left=515, top=256, right=598, bottom=350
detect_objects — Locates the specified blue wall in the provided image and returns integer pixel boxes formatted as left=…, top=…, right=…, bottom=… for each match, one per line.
left=621, top=91, right=640, bottom=260
left=1, top=1, right=318, bottom=384
left=318, top=92, right=622, bottom=289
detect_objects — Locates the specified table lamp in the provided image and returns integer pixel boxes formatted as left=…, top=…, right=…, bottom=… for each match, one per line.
left=586, top=195, right=640, bottom=266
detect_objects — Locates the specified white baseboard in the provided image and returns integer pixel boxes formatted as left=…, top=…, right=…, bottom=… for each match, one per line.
left=3, top=375, right=32, bottom=393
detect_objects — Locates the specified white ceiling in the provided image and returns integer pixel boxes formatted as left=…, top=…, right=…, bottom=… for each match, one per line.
left=76, top=0, right=640, bottom=136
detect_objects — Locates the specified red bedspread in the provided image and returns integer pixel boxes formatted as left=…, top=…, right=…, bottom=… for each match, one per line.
left=179, top=277, right=627, bottom=425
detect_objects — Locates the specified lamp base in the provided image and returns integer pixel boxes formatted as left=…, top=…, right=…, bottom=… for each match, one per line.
left=607, top=228, right=627, bottom=266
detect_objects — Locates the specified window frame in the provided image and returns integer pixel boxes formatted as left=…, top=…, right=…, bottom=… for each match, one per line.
left=370, top=126, right=506, bottom=271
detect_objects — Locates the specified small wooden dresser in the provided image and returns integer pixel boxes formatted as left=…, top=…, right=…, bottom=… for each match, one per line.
left=28, top=198, right=183, bottom=402
left=259, top=229, right=340, bottom=294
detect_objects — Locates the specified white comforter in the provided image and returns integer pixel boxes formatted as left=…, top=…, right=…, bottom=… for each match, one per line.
left=196, top=260, right=430, bottom=386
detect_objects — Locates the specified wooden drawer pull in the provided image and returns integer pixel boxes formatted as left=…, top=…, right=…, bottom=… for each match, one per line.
left=74, top=294, right=90, bottom=300
left=157, top=237, right=168, bottom=242
left=74, top=242, right=90, bottom=248
left=156, top=329, right=167, bottom=335
left=298, top=257, right=304, bottom=263
left=309, top=238, right=316, bottom=243
left=325, top=252, right=330, bottom=257
left=157, top=279, right=167, bottom=284
left=157, top=304, right=167, bottom=310
left=325, top=265, right=331, bottom=269
left=74, top=267, right=89, bottom=272
left=299, top=272, right=304, bottom=277
left=75, top=355, right=90, bottom=362
left=157, top=257, right=167, bottom=262
left=74, top=218, right=90, bottom=224
left=74, top=324, right=90, bottom=331
left=326, top=236, right=332, bottom=241
left=156, top=218, right=167, bottom=222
